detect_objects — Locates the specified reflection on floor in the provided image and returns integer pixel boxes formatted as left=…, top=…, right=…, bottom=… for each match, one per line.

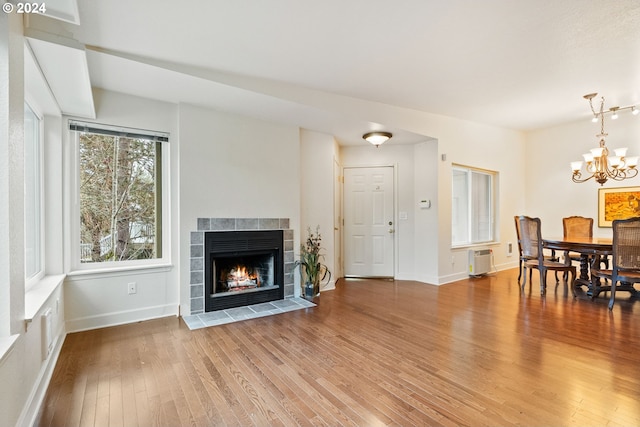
left=181, top=297, right=315, bottom=330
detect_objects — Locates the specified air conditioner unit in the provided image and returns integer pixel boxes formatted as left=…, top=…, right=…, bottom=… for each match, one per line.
left=469, top=249, right=491, bottom=276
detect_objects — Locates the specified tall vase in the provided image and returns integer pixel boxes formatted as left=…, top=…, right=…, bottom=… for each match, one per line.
left=304, top=282, right=315, bottom=300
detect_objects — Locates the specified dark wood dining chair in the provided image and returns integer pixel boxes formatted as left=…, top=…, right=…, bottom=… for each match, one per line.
left=562, top=216, right=599, bottom=278
left=518, top=216, right=576, bottom=295
left=591, top=216, right=640, bottom=310
left=514, top=215, right=557, bottom=285
left=563, top=216, right=593, bottom=238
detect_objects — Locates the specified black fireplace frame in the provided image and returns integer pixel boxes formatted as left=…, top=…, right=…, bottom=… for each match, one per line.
left=204, top=230, right=284, bottom=312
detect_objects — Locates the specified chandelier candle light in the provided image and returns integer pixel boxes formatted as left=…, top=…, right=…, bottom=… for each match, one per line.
left=571, top=93, right=638, bottom=186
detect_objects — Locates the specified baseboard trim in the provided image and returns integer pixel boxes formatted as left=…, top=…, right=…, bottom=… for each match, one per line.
left=65, top=304, right=179, bottom=333
left=320, top=279, right=336, bottom=292
left=18, top=326, right=66, bottom=427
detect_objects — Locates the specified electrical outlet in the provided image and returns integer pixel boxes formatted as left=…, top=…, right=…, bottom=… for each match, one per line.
left=507, top=242, right=513, bottom=256
left=128, top=282, right=137, bottom=294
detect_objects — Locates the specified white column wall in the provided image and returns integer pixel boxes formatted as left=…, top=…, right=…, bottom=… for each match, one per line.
left=414, top=140, right=439, bottom=284
left=300, top=129, right=337, bottom=292
left=178, top=103, right=301, bottom=313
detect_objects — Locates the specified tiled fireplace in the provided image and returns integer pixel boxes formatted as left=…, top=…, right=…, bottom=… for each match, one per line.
left=189, top=218, right=294, bottom=315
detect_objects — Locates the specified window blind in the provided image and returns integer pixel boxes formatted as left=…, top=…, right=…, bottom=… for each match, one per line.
left=69, top=120, right=169, bottom=142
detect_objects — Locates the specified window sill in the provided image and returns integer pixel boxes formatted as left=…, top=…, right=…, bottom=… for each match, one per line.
left=0, top=334, right=20, bottom=367
left=452, top=242, right=499, bottom=251
left=25, top=274, right=66, bottom=322
left=66, top=263, right=173, bottom=280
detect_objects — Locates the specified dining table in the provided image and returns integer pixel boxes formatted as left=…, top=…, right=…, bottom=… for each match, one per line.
left=542, top=236, right=615, bottom=297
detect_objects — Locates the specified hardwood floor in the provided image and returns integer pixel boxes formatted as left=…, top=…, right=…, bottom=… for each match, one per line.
left=36, top=270, right=640, bottom=426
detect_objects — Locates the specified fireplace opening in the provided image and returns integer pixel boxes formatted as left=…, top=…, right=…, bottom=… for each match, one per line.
left=212, top=252, right=277, bottom=294
left=205, top=230, right=284, bottom=312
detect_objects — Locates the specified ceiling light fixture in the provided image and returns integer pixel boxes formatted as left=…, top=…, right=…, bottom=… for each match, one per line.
left=363, top=131, right=392, bottom=147
left=610, top=106, right=619, bottom=120
left=571, top=93, right=638, bottom=186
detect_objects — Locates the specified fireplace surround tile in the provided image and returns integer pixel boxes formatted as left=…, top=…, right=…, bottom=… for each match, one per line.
left=190, top=244, right=203, bottom=258
left=236, top=218, right=259, bottom=230
left=190, top=258, right=203, bottom=271
left=190, top=284, right=203, bottom=298
left=190, top=231, right=203, bottom=244
left=190, top=297, right=204, bottom=312
left=259, top=218, right=280, bottom=230
left=210, top=218, right=236, bottom=230
left=189, top=271, right=202, bottom=285
left=188, top=217, right=295, bottom=315
left=197, top=218, right=210, bottom=231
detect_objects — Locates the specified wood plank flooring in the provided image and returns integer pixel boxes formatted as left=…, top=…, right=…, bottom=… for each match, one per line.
left=36, top=270, right=640, bottom=426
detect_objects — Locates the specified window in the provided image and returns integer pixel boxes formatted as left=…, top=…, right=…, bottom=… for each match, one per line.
left=452, top=165, right=497, bottom=246
left=24, top=103, right=43, bottom=281
left=70, top=121, right=168, bottom=267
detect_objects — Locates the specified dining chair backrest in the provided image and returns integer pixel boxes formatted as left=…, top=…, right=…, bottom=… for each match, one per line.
left=612, top=217, right=640, bottom=271
left=563, top=216, right=593, bottom=238
left=514, top=215, right=523, bottom=252
left=518, top=216, right=542, bottom=261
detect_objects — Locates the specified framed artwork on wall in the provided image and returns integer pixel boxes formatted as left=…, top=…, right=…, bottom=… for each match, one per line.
left=598, top=186, right=640, bottom=227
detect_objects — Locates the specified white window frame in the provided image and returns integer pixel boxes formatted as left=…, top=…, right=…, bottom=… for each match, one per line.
left=451, top=164, right=497, bottom=247
left=24, top=101, right=44, bottom=287
left=69, top=121, right=170, bottom=272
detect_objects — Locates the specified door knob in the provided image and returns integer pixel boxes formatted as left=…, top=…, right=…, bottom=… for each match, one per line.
left=389, top=229, right=395, bottom=234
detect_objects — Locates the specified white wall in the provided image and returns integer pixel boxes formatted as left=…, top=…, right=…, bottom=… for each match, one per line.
left=178, top=103, right=301, bottom=312
left=526, top=113, right=640, bottom=237
left=436, top=121, right=526, bottom=282
left=414, top=141, right=440, bottom=284
left=338, top=121, right=525, bottom=284
left=63, top=90, right=180, bottom=331
left=265, top=92, right=527, bottom=283
left=341, top=143, right=425, bottom=280
left=0, top=15, right=66, bottom=427
left=300, top=129, right=338, bottom=292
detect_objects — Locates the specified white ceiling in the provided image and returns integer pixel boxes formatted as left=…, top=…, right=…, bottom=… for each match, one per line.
left=27, top=0, right=640, bottom=145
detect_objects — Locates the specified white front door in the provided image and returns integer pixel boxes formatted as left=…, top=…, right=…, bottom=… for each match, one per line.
left=344, top=166, right=394, bottom=277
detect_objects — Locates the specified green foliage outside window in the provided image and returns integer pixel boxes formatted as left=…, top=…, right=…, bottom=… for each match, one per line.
left=79, top=132, right=161, bottom=262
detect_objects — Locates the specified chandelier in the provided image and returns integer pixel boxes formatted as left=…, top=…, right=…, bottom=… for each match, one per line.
left=571, top=93, right=638, bottom=185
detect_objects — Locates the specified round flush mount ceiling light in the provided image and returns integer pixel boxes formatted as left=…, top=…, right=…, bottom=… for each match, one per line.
left=363, top=131, right=392, bottom=147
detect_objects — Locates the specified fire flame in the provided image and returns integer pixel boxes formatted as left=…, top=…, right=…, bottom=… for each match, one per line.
left=227, top=265, right=259, bottom=286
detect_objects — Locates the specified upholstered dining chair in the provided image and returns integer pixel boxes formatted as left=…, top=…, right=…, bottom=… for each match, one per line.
left=514, top=215, right=558, bottom=285
left=518, top=216, right=576, bottom=295
left=591, top=217, right=640, bottom=310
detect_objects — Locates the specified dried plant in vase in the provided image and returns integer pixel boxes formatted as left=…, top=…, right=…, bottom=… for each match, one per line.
left=295, top=226, right=331, bottom=300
